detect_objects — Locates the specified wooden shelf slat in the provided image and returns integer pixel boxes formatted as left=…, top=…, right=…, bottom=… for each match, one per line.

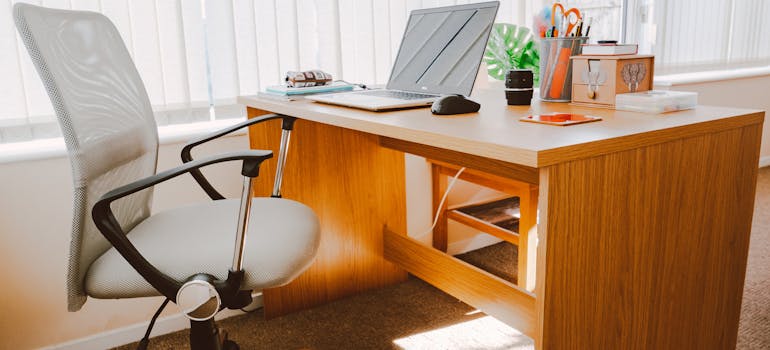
left=448, top=210, right=519, bottom=245
left=384, top=228, right=537, bottom=338
left=431, top=159, right=537, bottom=192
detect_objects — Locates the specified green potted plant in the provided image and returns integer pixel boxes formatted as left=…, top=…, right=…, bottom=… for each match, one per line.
left=484, top=23, right=540, bottom=86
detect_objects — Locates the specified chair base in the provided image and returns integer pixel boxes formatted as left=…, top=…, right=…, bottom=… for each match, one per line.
left=190, top=319, right=239, bottom=350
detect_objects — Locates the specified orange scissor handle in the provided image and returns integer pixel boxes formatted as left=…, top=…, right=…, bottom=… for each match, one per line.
left=551, top=3, right=582, bottom=36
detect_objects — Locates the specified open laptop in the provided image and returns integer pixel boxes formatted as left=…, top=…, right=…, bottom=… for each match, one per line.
left=306, top=1, right=499, bottom=111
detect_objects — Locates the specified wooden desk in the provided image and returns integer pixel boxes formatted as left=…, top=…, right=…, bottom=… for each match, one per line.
left=238, top=89, right=764, bottom=349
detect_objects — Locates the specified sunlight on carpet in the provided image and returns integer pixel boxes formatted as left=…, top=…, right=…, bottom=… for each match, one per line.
left=393, top=315, right=534, bottom=350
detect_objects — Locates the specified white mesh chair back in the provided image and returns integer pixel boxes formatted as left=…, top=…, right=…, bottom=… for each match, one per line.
left=14, top=4, right=159, bottom=311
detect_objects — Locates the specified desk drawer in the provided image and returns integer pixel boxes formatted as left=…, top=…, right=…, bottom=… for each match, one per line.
left=572, top=83, right=614, bottom=105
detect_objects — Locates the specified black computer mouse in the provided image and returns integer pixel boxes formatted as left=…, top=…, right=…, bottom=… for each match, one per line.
left=431, top=95, right=481, bottom=115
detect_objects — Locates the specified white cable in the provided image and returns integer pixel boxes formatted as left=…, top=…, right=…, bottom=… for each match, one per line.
left=421, top=167, right=466, bottom=237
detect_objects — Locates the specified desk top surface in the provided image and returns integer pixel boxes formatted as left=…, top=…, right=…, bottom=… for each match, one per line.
left=238, top=88, right=764, bottom=168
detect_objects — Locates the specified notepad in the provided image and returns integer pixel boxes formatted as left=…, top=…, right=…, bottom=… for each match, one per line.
left=520, top=113, right=602, bottom=126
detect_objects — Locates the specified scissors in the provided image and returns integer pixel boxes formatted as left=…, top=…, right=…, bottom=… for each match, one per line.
left=551, top=3, right=582, bottom=37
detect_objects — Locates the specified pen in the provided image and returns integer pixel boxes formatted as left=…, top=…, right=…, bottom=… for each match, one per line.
left=584, top=17, right=593, bottom=37
left=576, top=19, right=583, bottom=36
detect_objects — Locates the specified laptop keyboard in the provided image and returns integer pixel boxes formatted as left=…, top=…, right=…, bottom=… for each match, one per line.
left=359, top=90, right=438, bottom=100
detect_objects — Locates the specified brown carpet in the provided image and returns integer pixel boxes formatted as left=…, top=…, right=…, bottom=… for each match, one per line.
left=117, top=168, right=770, bottom=350
left=455, top=240, right=518, bottom=285
left=737, top=167, right=770, bottom=350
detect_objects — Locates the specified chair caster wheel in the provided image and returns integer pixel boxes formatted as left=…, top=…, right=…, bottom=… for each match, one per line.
left=223, top=339, right=239, bottom=350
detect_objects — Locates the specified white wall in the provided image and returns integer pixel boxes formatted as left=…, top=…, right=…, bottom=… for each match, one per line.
left=404, top=156, right=512, bottom=255
left=0, top=135, right=249, bottom=349
left=661, top=74, right=770, bottom=161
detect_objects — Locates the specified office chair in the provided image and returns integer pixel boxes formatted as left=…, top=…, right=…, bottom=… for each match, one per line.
left=14, top=4, right=320, bottom=349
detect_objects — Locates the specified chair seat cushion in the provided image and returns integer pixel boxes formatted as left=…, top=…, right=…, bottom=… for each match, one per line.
left=85, top=197, right=320, bottom=299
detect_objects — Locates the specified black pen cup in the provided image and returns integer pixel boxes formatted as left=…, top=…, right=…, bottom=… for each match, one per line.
left=505, top=69, right=534, bottom=105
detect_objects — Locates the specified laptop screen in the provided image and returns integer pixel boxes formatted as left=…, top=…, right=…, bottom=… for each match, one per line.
left=386, top=1, right=499, bottom=96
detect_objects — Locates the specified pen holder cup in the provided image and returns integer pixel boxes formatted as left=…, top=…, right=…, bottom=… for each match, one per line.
left=538, top=37, right=587, bottom=102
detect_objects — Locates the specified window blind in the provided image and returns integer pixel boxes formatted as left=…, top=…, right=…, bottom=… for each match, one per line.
left=570, top=0, right=770, bottom=75
left=0, top=0, right=532, bottom=144
left=650, top=0, right=770, bottom=74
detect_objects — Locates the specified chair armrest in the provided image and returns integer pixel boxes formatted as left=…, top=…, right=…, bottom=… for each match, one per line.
left=91, top=150, right=273, bottom=301
left=181, top=114, right=287, bottom=200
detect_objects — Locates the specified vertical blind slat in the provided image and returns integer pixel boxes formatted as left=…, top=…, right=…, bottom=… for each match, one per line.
left=128, top=0, right=165, bottom=105
left=100, top=0, right=134, bottom=55
left=316, top=0, right=343, bottom=79
left=337, top=0, right=357, bottom=81
left=752, top=0, right=761, bottom=59
left=353, top=0, right=376, bottom=83
left=232, top=0, right=260, bottom=96
left=15, top=0, right=53, bottom=121
left=757, top=1, right=770, bottom=58
left=498, top=0, right=513, bottom=23
left=0, top=1, right=28, bottom=123
left=70, top=0, right=98, bottom=11
left=180, top=0, right=208, bottom=104
left=275, top=0, right=301, bottom=79
left=156, top=0, right=188, bottom=106
left=296, top=0, right=320, bottom=72
left=253, top=0, right=281, bottom=89
left=205, top=0, right=239, bottom=101
left=388, top=0, right=407, bottom=65
left=373, top=0, right=393, bottom=83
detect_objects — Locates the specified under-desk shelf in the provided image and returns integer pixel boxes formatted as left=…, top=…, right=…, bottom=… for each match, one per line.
left=448, top=196, right=521, bottom=245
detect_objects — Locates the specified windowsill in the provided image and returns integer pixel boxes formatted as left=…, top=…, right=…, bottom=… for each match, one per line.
left=5, top=65, right=770, bottom=164
left=654, top=66, right=770, bottom=87
left=0, top=118, right=247, bottom=165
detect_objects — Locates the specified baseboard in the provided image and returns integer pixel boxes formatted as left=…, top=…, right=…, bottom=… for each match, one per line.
left=760, top=156, right=770, bottom=168
left=42, top=294, right=263, bottom=350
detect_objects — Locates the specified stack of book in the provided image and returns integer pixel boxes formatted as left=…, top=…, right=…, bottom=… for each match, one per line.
left=580, top=43, right=638, bottom=56
left=257, top=82, right=355, bottom=101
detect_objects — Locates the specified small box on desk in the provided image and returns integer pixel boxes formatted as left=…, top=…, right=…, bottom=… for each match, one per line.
left=570, top=54, right=654, bottom=108
left=616, top=90, right=698, bottom=114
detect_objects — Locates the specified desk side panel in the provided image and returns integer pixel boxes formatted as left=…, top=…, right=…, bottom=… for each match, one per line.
left=247, top=108, right=408, bottom=317
left=538, top=122, right=762, bottom=349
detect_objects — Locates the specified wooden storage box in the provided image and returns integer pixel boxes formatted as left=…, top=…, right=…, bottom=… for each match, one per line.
left=570, top=54, right=654, bottom=108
